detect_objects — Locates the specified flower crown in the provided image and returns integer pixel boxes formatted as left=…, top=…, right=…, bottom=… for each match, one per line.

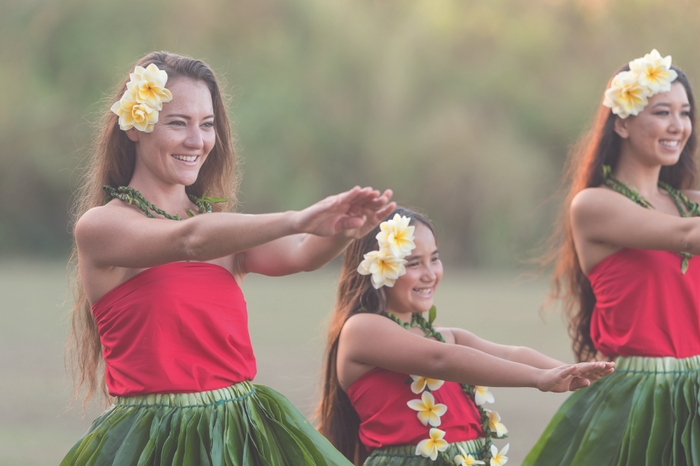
left=110, top=63, right=173, bottom=133
left=357, top=214, right=416, bottom=289
left=603, top=49, right=678, bottom=119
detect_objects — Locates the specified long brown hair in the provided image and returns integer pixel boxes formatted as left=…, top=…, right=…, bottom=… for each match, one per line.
left=66, top=51, right=239, bottom=407
left=548, top=64, right=697, bottom=362
left=316, top=207, right=435, bottom=465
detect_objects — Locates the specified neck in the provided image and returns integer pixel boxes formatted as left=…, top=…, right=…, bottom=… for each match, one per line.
left=613, top=150, right=663, bottom=199
left=127, top=176, right=194, bottom=218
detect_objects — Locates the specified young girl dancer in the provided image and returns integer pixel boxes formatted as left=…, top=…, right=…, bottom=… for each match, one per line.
left=523, top=50, right=700, bottom=465
left=317, top=207, right=614, bottom=465
left=61, top=51, right=395, bottom=465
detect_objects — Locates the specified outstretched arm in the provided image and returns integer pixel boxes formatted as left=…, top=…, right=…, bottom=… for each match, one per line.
left=239, top=188, right=395, bottom=276
left=338, top=314, right=613, bottom=392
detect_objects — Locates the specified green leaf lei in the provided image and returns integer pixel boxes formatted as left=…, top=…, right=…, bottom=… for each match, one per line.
left=103, top=185, right=228, bottom=220
left=382, top=307, right=497, bottom=463
left=602, top=165, right=699, bottom=274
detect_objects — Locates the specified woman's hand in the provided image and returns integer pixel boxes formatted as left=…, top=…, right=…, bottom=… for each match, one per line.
left=536, top=361, right=615, bottom=393
left=293, top=186, right=395, bottom=238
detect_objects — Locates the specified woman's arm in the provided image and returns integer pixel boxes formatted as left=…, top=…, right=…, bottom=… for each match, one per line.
left=76, top=186, right=391, bottom=270
left=239, top=189, right=395, bottom=276
left=338, top=314, right=612, bottom=392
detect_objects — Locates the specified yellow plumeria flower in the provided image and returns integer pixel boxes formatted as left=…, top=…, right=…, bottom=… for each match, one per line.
left=410, top=375, right=445, bottom=394
left=376, top=214, right=416, bottom=258
left=129, top=64, right=173, bottom=110
left=454, top=445, right=485, bottom=465
left=486, top=410, right=508, bottom=437
left=357, top=249, right=406, bottom=289
left=407, top=391, right=448, bottom=427
left=111, top=98, right=158, bottom=133
left=629, top=49, right=678, bottom=94
left=603, top=70, right=651, bottom=118
left=415, top=428, right=449, bottom=460
left=489, top=444, right=509, bottom=466
left=474, top=386, right=494, bottom=406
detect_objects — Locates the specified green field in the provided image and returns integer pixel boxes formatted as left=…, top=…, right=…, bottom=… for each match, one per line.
left=0, top=260, right=575, bottom=465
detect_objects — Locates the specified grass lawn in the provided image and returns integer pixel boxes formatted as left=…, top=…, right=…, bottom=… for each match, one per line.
left=0, top=260, right=574, bottom=465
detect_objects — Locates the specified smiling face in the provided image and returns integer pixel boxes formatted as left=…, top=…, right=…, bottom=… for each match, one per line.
left=127, top=77, right=216, bottom=188
left=614, top=81, right=692, bottom=167
left=384, top=222, right=443, bottom=318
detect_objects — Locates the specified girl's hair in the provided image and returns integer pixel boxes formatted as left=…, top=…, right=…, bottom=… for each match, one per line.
left=66, top=51, right=239, bottom=406
left=316, top=207, right=435, bottom=465
left=547, top=64, right=697, bottom=362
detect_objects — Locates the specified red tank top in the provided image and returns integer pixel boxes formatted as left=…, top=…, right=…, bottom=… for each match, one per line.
left=92, top=262, right=256, bottom=396
left=589, top=249, right=700, bottom=358
left=346, top=368, right=483, bottom=451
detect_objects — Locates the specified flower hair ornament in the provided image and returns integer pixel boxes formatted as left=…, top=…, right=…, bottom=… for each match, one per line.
left=603, top=49, right=678, bottom=119
left=357, top=214, right=416, bottom=288
left=110, top=64, right=173, bottom=133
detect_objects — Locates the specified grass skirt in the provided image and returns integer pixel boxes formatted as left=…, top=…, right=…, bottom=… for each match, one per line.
left=60, top=381, right=352, bottom=466
left=364, top=439, right=486, bottom=466
left=523, top=355, right=700, bottom=466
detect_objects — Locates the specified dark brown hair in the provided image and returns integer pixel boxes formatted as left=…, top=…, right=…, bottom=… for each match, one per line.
left=316, top=207, right=435, bottom=465
left=547, top=65, right=697, bottom=362
left=66, top=51, right=239, bottom=407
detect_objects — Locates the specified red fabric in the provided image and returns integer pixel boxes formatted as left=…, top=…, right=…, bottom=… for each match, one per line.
left=589, top=249, right=700, bottom=358
left=92, top=262, right=256, bottom=397
left=346, top=368, right=483, bottom=451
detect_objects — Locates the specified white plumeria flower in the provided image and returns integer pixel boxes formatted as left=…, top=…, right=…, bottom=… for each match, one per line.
left=489, top=444, right=509, bottom=466
left=415, top=428, right=449, bottom=460
left=474, top=386, right=494, bottom=406
left=376, top=214, right=416, bottom=258
left=111, top=98, right=158, bottom=133
left=407, top=391, right=448, bottom=427
left=129, top=64, right=173, bottom=110
left=486, top=410, right=508, bottom=437
left=357, top=248, right=406, bottom=289
left=454, top=445, right=485, bottom=465
left=410, top=375, right=445, bottom=394
left=603, top=70, right=651, bottom=118
left=629, top=49, right=678, bottom=94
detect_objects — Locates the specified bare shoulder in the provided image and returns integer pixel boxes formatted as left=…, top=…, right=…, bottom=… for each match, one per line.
left=75, top=201, right=143, bottom=247
left=342, top=312, right=393, bottom=337
left=570, top=186, right=633, bottom=224
left=681, top=189, right=700, bottom=205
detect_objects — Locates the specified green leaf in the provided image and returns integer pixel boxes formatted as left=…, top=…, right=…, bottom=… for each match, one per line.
left=428, top=305, right=436, bottom=324
left=186, top=209, right=196, bottom=218
left=200, top=196, right=229, bottom=204
left=682, top=257, right=689, bottom=274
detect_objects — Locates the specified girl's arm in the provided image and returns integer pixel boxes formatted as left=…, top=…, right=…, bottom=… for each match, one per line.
left=339, top=313, right=612, bottom=392
left=76, top=186, right=391, bottom=270
left=446, top=327, right=564, bottom=369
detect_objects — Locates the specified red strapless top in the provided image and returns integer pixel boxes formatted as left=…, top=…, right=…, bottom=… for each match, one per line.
left=589, top=249, right=700, bottom=358
left=92, top=262, right=256, bottom=397
left=346, top=368, right=483, bottom=451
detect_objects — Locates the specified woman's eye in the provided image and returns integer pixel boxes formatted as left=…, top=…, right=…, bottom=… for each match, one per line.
left=169, top=120, right=186, bottom=126
left=407, top=262, right=419, bottom=267
left=203, top=121, right=215, bottom=128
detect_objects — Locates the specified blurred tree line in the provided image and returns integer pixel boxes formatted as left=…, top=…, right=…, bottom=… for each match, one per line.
left=1, top=0, right=699, bottom=266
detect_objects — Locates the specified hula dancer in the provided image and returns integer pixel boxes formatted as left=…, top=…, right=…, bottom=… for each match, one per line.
left=524, top=50, right=700, bottom=465
left=61, top=51, right=395, bottom=465
left=317, top=208, right=614, bottom=465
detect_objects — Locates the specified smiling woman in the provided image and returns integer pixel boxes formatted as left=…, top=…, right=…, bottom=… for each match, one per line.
left=61, top=51, right=397, bottom=466
left=523, top=50, right=700, bottom=466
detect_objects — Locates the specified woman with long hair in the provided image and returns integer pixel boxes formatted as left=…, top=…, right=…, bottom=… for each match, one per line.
left=523, top=50, right=700, bottom=465
left=61, top=50, right=395, bottom=465
left=317, top=207, right=614, bottom=466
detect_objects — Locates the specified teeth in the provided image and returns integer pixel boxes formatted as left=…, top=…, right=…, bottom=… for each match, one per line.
left=173, top=155, right=197, bottom=162
left=660, top=140, right=679, bottom=147
left=413, top=288, right=431, bottom=296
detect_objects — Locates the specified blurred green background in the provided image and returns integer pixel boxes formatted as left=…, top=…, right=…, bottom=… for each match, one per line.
left=2, top=0, right=700, bottom=464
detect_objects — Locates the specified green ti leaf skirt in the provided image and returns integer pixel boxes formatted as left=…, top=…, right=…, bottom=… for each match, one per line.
left=363, top=438, right=486, bottom=466
left=523, top=355, right=700, bottom=466
left=60, top=381, right=352, bottom=466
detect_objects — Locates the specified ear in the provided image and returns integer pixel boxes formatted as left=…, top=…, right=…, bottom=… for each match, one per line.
left=125, top=128, right=140, bottom=142
left=613, top=116, right=629, bottom=139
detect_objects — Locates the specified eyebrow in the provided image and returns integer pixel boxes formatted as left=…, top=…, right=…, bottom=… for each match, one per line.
left=404, top=249, right=439, bottom=261
left=163, top=113, right=215, bottom=119
left=651, top=102, right=691, bottom=108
